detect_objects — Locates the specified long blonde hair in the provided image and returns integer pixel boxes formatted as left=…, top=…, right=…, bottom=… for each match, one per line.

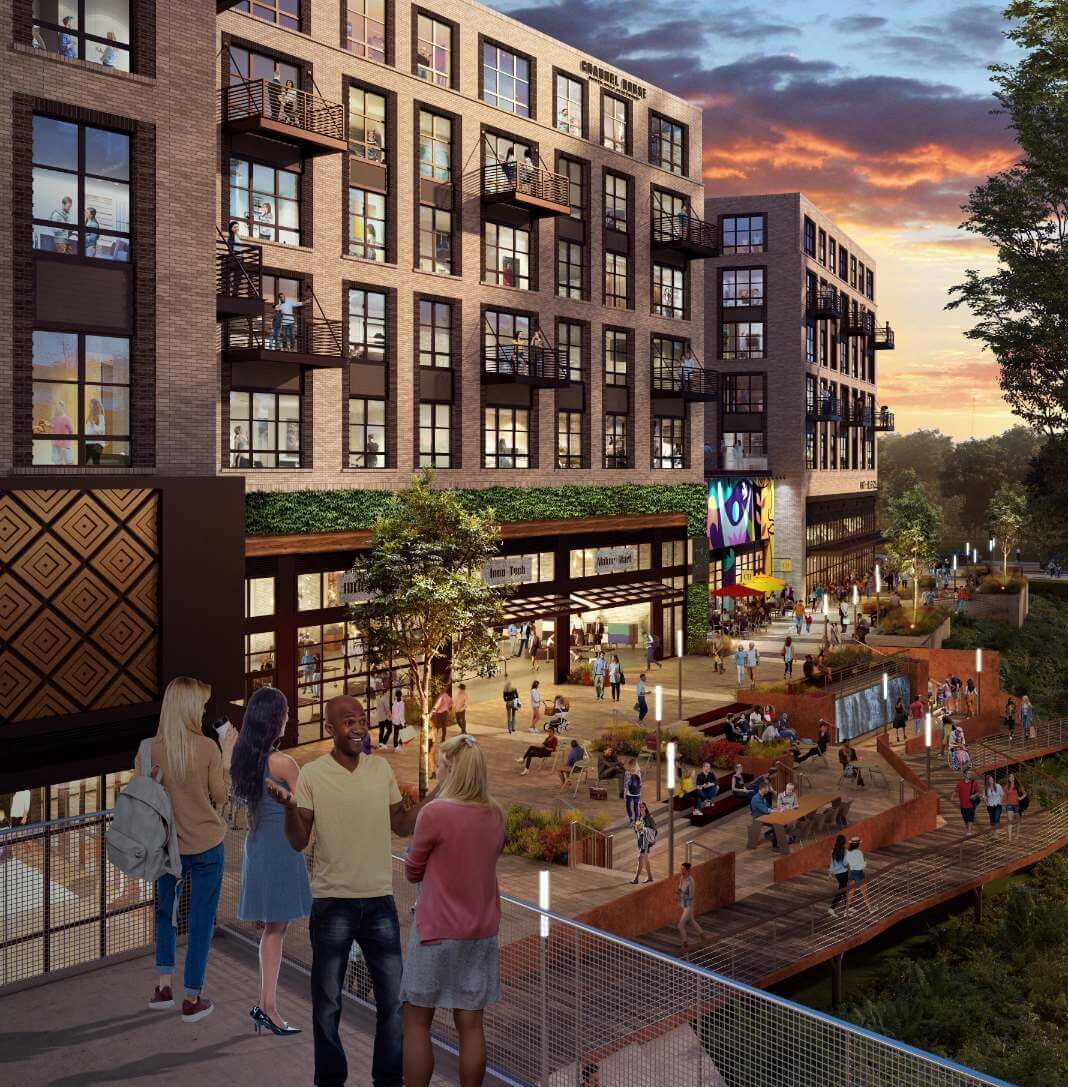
left=155, top=676, right=211, bottom=783
left=437, top=735, right=504, bottom=821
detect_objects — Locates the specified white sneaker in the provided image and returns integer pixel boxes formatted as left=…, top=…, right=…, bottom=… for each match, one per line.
left=520, top=768, right=529, bottom=776
left=827, top=908, right=837, bottom=917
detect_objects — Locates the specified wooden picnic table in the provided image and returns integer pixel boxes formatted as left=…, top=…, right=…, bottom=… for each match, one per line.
left=750, top=791, right=838, bottom=853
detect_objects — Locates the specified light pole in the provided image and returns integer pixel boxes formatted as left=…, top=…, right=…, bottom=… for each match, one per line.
left=654, top=684, right=663, bottom=802
left=852, top=583, right=859, bottom=635
left=882, top=671, right=889, bottom=735
left=822, top=591, right=830, bottom=643
left=666, top=741, right=677, bottom=876
left=538, top=868, right=549, bottom=1087
left=924, top=712, right=933, bottom=787
left=975, top=648, right=983, bottom=718
left=875, top=562, right=882, bottom=628
left=676, top=627, right=684, bottom=723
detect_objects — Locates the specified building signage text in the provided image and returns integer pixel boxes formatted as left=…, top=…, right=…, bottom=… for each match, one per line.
left=483, top=556, right=534, bottom=587
left=580, top=61, right=646, bottom=99
left=595, top=546, right=637, bottom=575
left=340, top=571, right=377, bottom=604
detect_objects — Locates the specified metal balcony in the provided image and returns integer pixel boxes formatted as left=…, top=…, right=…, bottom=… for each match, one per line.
left=807, top=395, right=843, bottom=422
left=221, top=313, right=347, bottom=368
left=479, top=164, right=570, bottom=218
left=482, top=344, right=571, bottom=388
left=844, top=405, right=873, bottom=429
left=844, top=312, right=874, bottom=338
left=216, top=240, right=263, bottom=319
left=873, top=409, right=896, bottom=432
left=218, top=79, right=347, bottom=157
left=807, top=288, right=842, bottom=320
left=652, top=365, right=719, bottom=401
left=872, top=322, right=895, bottom=350
left=651, top=214, right=719, bottom=259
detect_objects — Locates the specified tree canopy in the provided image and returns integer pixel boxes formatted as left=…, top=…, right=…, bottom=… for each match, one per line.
left=988, top=483, right=1029, bottom=574
left=884, top=484, right=944, bottom=614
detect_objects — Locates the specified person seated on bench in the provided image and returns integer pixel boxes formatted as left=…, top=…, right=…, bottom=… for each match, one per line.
left=794, top=720, right=831, bottom=763
left=675, top=763, right=699, bottom=807
left=838, top=737, right=865, bottom=786
left=559, top=738, right=585, bottom=785
left=760, top=718, right=781, bottom=744
left=776, top=782, right=799, bottom=811
left=695, top=762, right=720, bottom=808
left=597, top=745, right=626, bottom=798
left=724, top=715, right=748, bottom=744
left=518, top=725, right=559, bottom=775
left=731, top=763, right=756, bottom=800
left=749, top=782, right=781, bottom=851
left=775, top=711, right=799, bottom=743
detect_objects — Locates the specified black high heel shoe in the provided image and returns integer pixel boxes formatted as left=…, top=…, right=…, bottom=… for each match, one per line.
left=250, top=1005, right=301, bottom=1036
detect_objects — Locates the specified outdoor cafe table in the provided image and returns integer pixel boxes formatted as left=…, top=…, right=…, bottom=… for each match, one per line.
left=750, top=792, right=839, bottom=853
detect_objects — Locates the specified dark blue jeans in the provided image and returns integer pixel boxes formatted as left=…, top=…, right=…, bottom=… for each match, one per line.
left=155, top=841, right=224, bottom=995
left=310, top=896, right=403, bottom=1087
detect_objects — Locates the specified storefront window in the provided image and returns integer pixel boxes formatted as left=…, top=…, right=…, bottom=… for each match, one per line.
left=246, top=577, right=275, bottom=618
left=245, top=631, right=276, bottom=694
left=298, top=570, right=346, bottom=611
left=569, top=544, right=651, bottom=579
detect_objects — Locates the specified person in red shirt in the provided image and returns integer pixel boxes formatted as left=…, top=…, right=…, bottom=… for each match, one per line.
left=954, top=770, right=982, bottom=834
left=518, top=726, right=559, bottom=775
left=909, top=694, right=926, bottom=737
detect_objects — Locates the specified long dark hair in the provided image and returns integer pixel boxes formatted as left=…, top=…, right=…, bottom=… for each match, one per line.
left=230, top=686, right=288, bottom=824
left=832, top=834, right=846, bottom=864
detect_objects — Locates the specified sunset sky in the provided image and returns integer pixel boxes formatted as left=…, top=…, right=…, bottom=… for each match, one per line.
left=493, top=0, right=1023, bottom=439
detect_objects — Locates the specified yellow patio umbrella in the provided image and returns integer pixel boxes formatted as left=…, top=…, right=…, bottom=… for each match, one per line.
left=741, top=574, right=785, bottom=594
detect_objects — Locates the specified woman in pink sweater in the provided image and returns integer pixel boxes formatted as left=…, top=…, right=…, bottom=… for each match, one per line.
left=401, top=734, right=505, bottom=1087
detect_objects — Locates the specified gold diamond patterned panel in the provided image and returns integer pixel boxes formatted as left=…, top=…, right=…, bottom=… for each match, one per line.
left=0, top=488, right=159, bottom=723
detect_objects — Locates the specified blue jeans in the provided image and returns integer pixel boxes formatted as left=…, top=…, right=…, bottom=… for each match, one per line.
left=636, top=695, right=648, bottom=721
left=310, top=896, right=403, bottom=1087
left=625, top=795, right=641, bottom=821
left=155, top=842, right=224, bottom=996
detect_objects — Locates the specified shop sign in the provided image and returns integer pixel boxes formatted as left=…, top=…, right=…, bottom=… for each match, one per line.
left=859, top=480, right=878, bottom=491
left=595, top=546, right=637, bottom=575
left=779, top=559, right=793, bottom=573
left=483, top=556, right=533, bottom=587
left=580, top=60, right=647, bottom=100
left=340, top=571, right=377, bottom=604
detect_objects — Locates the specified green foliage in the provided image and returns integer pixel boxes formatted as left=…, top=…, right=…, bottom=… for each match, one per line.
left=976, top=573, right=1028, bottom=594
left=744, top=739, right=792, bottom=760
left=884, top=485, right=944, bottom=615
left=988, top=483, right=1029, bottom=575
left=246, top=482, right=709, bottom=538
left=567, top=661, right=594, bottom=685
left=687, top=582, right=710, bottom=646
left=502, top=804, right=606, bottom=865
left=597, top=726, right=652, bottom=757
left=877, top=605, right=949, bottom=636
left=668, top=724, right=706, bottom=768
left=821, top=644, right=875, bottom=671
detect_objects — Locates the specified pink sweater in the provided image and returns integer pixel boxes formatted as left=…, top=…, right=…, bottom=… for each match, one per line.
left=404, top=799, right=505, bottom=944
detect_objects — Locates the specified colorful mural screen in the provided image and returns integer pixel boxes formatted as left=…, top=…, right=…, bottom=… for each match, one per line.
left=707, top=478, right=775, bottom=585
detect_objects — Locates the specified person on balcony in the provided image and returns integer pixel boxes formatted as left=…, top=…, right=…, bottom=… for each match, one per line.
left=679, top=348, right=697, bottom=391
left=274, top=292, right=304, bottom=351
left=520, top=149, right=534, bottom=186
left=281, top=79, right=299, bottom=125
left=268, top=69, right=284, bottom=119
left=502, top=147, right=517, bottom=186
left=58, top=15, right=77, bottom=58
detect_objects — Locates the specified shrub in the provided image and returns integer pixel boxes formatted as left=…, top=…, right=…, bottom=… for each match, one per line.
left=752, top=679, right=792, bottom=693
left=502, top=804, right=607, bottom=865
left=822, top=644, right=874, bottom=671
left=668, top=725, right=706, bottom=767
left=745, top=738, right=792, bottom=760
left=703, top=738, right=746, bottom=770
left=568, top=661, right=594, bottom=685
left=877, top=605, right=949, bottom=636
left=597, top=725, right=651, bottom=757
left=976, top=574, right=1027, bottom=595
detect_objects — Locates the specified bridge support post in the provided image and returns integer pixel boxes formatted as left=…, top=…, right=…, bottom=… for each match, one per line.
left=830, top=952, right=844, bottom=1009
left=973, top=886, right=984, bottom=925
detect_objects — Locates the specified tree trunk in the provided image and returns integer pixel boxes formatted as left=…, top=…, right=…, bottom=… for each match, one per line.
left=419, top=667, right=432, bottom=799
left=913, top=561, right=920, bottom=617
left=1002, top=547, right=1009, bottom=578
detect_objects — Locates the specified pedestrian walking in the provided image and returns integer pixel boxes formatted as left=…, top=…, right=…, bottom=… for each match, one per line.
left=528, top=628, right=541, bottom=672
left=676, top=863, right=707, bottom=954
left=140, top=677, right=227, bottom=1023
left=608, top=654, right=623, bottom=702
left=804, top=613, right=812, bottom=634
left=454, top=683, right=469, bottom=735
left=432, top=687, right=452, bottom=744
left=745, top=642, right=759, bottom=688
left=733, top=644, right=746, bottom=687
left=793, top=599, right=805, bottom=635
left=1020, top=694, right=1034, bottom=740
left=965, top=678, right=978, bottom=717
left=502, top=680, right=519, bottom=733
left=230, top=686, right=312, bottom=1036
left=909, top=693, right=925, bottom=737
left=592, top=652, right=606, bottom=701
left=844, top=836, right=872, bottom=915
left=401, top=735, right=505, bottom=1087
left=827, top=834, right=849, bottom=917
left=635, top=673, right=649, bottom=723
left=519, top=621, right=531, bottom=658
left=891, top=697, right=908, bottom=743
left=529, top=679, right=542, bottom=731
left=782, top=636, right=794, bottom=678
left=954, top=770, right=982, bottom=835
left=630, top=802, right=657, bottom=884
left=376, top=686, right=392, bottom=750
left=984, top=774, right=1004, bottom=827
left=268, top=696, right=423, bottom=1087
left=1003, top=697, right=1017, bottom=742
left=1004, top=772, right=1023, bottom=840
left=624, top=760, right=643, bottom=823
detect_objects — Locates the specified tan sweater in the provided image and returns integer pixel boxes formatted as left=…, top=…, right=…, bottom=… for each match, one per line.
left=136, top=733, right=227, bottom=855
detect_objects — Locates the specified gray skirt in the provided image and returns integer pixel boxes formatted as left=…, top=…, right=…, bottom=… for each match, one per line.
left=400, top=917, right=501, bottom=1011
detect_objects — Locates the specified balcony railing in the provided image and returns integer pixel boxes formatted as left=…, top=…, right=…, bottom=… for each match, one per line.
left=807, top=287, right=842, bottom=319
left=807, top=395, right=843, bottom=422
left=706, top=452, right=770, bottom=475
left=874, top=408, right=896, bottom=432
left=218, top=79, right=347, bottom=155
left=652, top=365, right=719, bottom=400
left=872, top=322, right=896, bottom=350
left=482, top=344, right=571, bottom=387
left=844, top=403, right=873, bottom=429
left=221, top=313, right=347, bottom=366
left=651, top=213, right=719, bottom=258
left=215, top=240, right=262, bottom=317
left=479, top=163, right=571, bottom=217
left=844, top=311, right=874, bottom=338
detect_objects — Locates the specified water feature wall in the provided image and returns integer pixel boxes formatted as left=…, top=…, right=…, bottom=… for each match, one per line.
left=835, top=674, right=911, bottom=740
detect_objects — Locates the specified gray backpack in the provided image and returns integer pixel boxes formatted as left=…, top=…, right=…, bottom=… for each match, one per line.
left=105, top=738, right=182, bottom=882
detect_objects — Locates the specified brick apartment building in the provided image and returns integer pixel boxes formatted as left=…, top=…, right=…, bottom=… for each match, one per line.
left=0, top=0, right=711, bottom=812
left=702, top=193, right=894, bottom=597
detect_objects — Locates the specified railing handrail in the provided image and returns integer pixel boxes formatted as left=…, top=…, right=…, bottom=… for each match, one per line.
left=651, top=212, right=718, bottom=249
left=215, top=233, right=263, bottom=299
left=482, top=342, right=569, bottom=383
left=478, top=162, right=570, bottom=206
left=218, top=78, right=345, bottom=142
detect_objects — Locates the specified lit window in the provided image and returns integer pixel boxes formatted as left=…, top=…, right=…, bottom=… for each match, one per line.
left=604, top=413, right=629, bottom=468
left=652, top=416, right=685, bottom=469
left=557, top=411, right=583, bottom=469
left=418, top=111, right=451, bottom=182
left=345, top=0, right=386, bottom=63
left=653, top=264, right=685, bottom=319
left=229, top=390, right=301, bottom=469
left=415, top=14, right=451, bottom=87
left=722, top=322, right=764, bottom=360
left=721, top=269, right=764, bottom=307
left=246, top=577, right=275, bottom=618
left=349, top=397, right=387, bottom=467
left=556, top=240, right=584, bottom=300
left=602, top=94, right=627, bottom=152
left=721, top=215, right=765, bottom=255
left=419, top=402, right=452, bottom=467
left=418, top=300, right=452, bottom=369
left=348, top=88, right=387, bottom=163
left=649, top=115, right=684, bottom=175
left=418, top=206, right=452, bottom=274
left=348, top=289, right=387, bottom=363
left=32, top=0, right=132, bottom=70
left=348, top=187, right=386, bottom=261
left=560, top=157, right=584, bottom=219
left=484, top=407, right=530, bottom=468
left=235, top=0, right=301, bottom=30
left=482, top=43, right=530, bottom=116
left=230, top=158, right=300, bottom=246
left=558, top=321, right=584, bottom=383
left=603, top=329, right=629, bottom=385
left=555, top=74, right=583, bottom=137
left=604, top=172, right=628, bottom=232
left=604, top=252, right=628, bottom=309
left=484, top=223, right=530, bottom=289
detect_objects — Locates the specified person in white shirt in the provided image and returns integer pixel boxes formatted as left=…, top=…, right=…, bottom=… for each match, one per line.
left=10, top=789, right=32, bottom=824
left=529, top=680, right=543, bottom=731
left=274, top=293, right=305, bottom=350
left=388, top=689, right=406, bottom=751
left=776, top=782, right=798, bottom=811
left=375, top=687, right=392, bottom=749
left=745, top=642, right=759, bottom=688
left=749, top=708, right=763, bottom=735
left=844, top=836, right=872, bottom=915
left=761, top=721, right=781, bottom=745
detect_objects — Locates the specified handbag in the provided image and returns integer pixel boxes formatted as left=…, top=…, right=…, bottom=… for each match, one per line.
left=1029, top=724, right=1038, bottom=740
left=397, top=724, right=417, bottom=745
left=618, top=671, right=626, bottom=685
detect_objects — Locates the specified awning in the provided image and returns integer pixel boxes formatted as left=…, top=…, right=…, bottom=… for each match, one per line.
left=500, top=593, right=575, bottom=625
left=711, top=583, right=764, bottom=598
left=570, top=580, right=681, bottom=612
left=741, top=574, right=785, bottom=593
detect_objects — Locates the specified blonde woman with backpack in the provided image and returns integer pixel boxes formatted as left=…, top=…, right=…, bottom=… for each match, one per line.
left=137, top=677, right=227, bottom=1023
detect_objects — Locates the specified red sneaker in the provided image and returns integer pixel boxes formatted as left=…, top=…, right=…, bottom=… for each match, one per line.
left=181, top=996, right=215, bottom=1023
left=148, top=985, right=174, bottom=1010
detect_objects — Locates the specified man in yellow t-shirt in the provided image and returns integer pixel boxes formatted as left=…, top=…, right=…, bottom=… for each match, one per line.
left=270, top=695, right=425, bottom=1087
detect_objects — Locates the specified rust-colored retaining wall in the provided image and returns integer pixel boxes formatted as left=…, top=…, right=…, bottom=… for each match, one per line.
left=574, top=851, right=736, bottom=940
left=771, top=789, right=940, bottom=882
left=734, top=689, right=835, bottom=741
left=877, top=734, right=929, bottom=796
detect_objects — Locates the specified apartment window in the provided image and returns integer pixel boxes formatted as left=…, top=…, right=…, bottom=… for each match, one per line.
left=345, top=0, right=386, bottom=63
left=246, top=632, right=276, bottom=693
left=348, top=88, right=387, bottom=163
left=246, top=577, right=276, bottom=618
left=602, top=94, right=628, bottom=152
left=818, top=228, right=826, bottom=266
left=557, top=411, right=583, bottom=468
left=722, top=322, right=764, bottom=359
left=348, top=288, right=387, bottom=362
left=32, top=1, right=132, bottom=70
left=230, top=390, right=301, bottom=469
left=555, top=74, right=583, bottom=137
left=604, top=252, right=629, bottom=309
left=652, top=417, right=685, bottom=469
left=850, top=255, right=858, bottom=288
left=415, top=13, right=452, bottom=87
left=723, top=374, right=765, bottom=412
left=482, top=43, right=530, bottom=117
left=603, top=329, right=629, bottom=385
left=651, top=335, right=686, bottom=383
left=805, top=320, right=816, bottom=364
left=418, top=300, right=452, bottom=368
left=349, top=397, right=387, bottom=467
left=484, top=407, right=530, bottom=468
left=418, top=206, right=452, bottom=274
left=723, top=432, right=765, bottom=458
left=805, top=427, right=816, bottom=470
left=866, top=268, right=875, bottom=301
left=803, top=217, right=816, bottom=257
left=418, top=111, right=451, bottom=182
left=419, top=402, right=452, bottom=467
left=721, top=215, right=765, bottom=254
left=650, top=115, right=684, bottom=175
left=604, top=172, right=628, bottom=232
left=32, top=116, right=130, bottom=260
left=556, top=240, right=585, bottom=300
left=838, top=246, right=848, bottom=280
left=31, top=330, right=130, bottom=466
left=560, top=157, right=584, bottom=219
left=297, top=571, right=346, bottom=611
left=558, top=321, right=584, bottom=383
left=604, top=413, right=629, bottom=468
left=234, top=0, right=301, bottom=29
left=230, top=158, right=299, bottom=247
left=829, top=237, right=837, bottom=271
left=484, top=223, right=530, bottom=289
left=348, top=188, right=386, bottom=261
left=653, top=264, right=684, bottom=319
left=722, top=268, right=764, bottom=307
left=484, top=309, right=532, bottom=374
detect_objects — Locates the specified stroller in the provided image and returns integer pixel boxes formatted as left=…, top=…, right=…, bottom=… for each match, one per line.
left=543, top=695, right=571, bottom=733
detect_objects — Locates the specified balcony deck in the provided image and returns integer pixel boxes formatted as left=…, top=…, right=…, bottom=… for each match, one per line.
left=478, top=164, right=570, bottom=218
left=216, top=242, right=263, bottom=319
left=218, top=80, right=347, bottom=157
left=807, top=288, right=842, bottom=320
left=652, top=366, right=718, bottom=401
left=872, top=323, right=895, bottom=350
left=806, top=396, right=843, bottom=423
left=220, top=315, right=347, bottom=368
left=482, top=345, right=571, bottom=388
left=651, top=214, right=719, bottom=259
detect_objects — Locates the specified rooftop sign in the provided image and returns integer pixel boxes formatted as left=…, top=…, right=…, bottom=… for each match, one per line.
left=580, top=61, right=646, bottom=100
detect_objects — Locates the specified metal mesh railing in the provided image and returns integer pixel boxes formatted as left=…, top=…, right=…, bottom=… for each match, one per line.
left=807, top=288, right=842, bottom=318
left=652, top=213, right=719, bottom=254
left=483, top=345, right=571, bottom=385
left=220, top=313, right=346, bottom=357
left=480, top=164, right=570, bottom=210
left=218, top=79, right=345, bottom=143
left=2, top=812, right=1017, bottom=1085
left=974, top=717, right=1068, bottom=768
left=806, top=395, right=842, bottom=422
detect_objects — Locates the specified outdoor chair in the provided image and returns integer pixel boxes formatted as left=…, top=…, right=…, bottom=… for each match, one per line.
left=835, top=798, right=854, bottom=826
left=567, top=759, right=592, bottom=797
left=537, top=747, right=562, bottom=775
